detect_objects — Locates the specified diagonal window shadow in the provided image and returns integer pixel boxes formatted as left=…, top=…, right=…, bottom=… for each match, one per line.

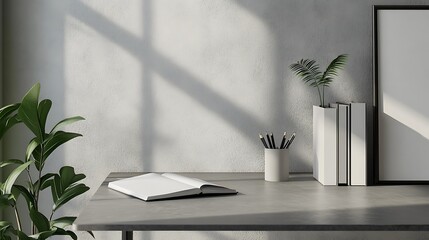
left=68, top=0, right=265, bottom=142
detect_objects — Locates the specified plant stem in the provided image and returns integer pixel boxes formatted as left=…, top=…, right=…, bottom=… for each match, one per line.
left=33, top=144, right=44, bottom=235
left=322, top=85, right=325, bottom=107
left=35, top=144, right=44, bottom=206
left=49, top=210, right=55, bottom=221
left=14, top=205, right=22, bottom=232
left=26, top=169, right=33, bottom=188
left=26, top=167, right=36, bottom=235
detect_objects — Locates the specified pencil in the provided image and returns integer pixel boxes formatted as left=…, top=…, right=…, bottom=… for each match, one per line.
left=270, top=132, right=276, bottom=149
left=286, top=133, right=296, bottom=149
left=259, top=134, right=268, bottom=148
left=266, top=132, right=273, bottom=149
left=280, top=132, right=287, bottom=149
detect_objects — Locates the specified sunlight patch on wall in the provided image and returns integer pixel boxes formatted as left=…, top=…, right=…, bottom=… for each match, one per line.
left=150, top=0, right=272, bottom=128
left=63, top=15, right=144, bottom=172
left=383, top=93, right=429, bottom=140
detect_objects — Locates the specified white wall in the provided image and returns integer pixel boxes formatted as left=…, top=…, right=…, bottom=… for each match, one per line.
left=3, top=0, right=429, bottom=239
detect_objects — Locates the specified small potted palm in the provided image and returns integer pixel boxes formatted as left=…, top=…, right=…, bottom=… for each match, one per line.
left=290, top=54, right=348, bottom=185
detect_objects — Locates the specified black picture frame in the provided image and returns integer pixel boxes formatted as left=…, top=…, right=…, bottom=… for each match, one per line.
left=373, top=5, right=429, bottom=185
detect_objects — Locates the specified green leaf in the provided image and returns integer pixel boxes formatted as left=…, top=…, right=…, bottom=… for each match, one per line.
left=36, top=173, right=56, bottom=191
left=0, top=221, right=14, bottom=240
left=30, top=230, right=55, bottom=240
left=50, top=116, right=85, bottom=134
left=38, top=99, right=52, bottom=134
left=0, top=103, right=20, bottom=122
left=48, top=168, right=88, bottom=212
left=0, top=159, right=24, bottom=168
left=47, top=179, right=58, bottom=203
left=64, top=230, right=78, bottom=240
left=0, top=221, right=13, bottom=232
left=18, top=83, right=43, bottom=142
left=26, top=138, right=40, bottom=162
left=60, top=166, right=86, bottom=192
left=51, top=216, right=76, bottom=228
left=13, top=185, right=36, bottom=211
left=42, top=131, right=82, bottom=162
left=0, top=195, right=9, bottom=207
left=32, top=131, right=82, bottom=171
left=33, top=227, right=78, bottom=240
left=0, top=103, right=21, bottom=139
left=290, top=59, right=322, bottom=86
left=3, top=161, right=33, bottom=194
left=322, top=54, right=348, bottom=83
left=32, top=145, right=43, bottom=170
left=0, top=221, right=12, bottom=228
left=54, top=228, right=78, bottom=240
left=53, top=183, right=89, bottom=211
left=53, top=175, right=62, bottom=202
left=0, top=114, right=22, bottom=140
left=30, top=208, right=50, bottom=232
left=0, top=194, right=14, bottom=208
left=0, top=234, right=12, bottom=240
left=10, top=185, right=21, bottom=202
left=87, top=231, right=95, bottom=238
left=17, top=230, right=37, bottom=240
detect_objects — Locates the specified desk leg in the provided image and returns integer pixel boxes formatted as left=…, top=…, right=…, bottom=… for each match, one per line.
left=122, top=231, right=133, bottom=240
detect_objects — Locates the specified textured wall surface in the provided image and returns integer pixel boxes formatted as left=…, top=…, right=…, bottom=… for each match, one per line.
left=3, top=0, right=429, bottom=239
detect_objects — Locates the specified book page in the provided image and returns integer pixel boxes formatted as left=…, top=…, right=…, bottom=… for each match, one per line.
left=162, top=173, right=237, bottom=194
left=108, top=173, right=200, bottom=201
left=162, top=173, right=221, bottom=188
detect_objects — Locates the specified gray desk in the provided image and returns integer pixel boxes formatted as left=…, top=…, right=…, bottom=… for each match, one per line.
left=73, top=173, right=429, bottom=240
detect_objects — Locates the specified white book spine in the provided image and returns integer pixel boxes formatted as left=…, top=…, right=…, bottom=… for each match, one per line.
left=350, top=103, right=366, bottom=186
left=338, top=105, right=348, bottom=185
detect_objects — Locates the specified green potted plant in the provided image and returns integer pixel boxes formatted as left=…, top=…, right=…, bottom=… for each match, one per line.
left=289, top=54, right=347, bottom=108
left=0, top=83, right=92, bottom=239
left=290, top=54, right=348, bottom=185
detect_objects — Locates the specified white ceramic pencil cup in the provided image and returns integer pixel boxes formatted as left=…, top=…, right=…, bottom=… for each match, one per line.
left=264, top=148, right=289, bottom=182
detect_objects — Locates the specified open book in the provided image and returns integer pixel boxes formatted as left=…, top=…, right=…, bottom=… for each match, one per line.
left=108, top=173, right=238, bottom=201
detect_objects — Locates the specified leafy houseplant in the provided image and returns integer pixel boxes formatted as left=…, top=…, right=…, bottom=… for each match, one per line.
left=0, top=83, right=92, bottom=239
left=289, top=54, right=348, bottom=108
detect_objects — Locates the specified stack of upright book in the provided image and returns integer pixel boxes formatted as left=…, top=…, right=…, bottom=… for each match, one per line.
left=315, top=102, right=367, bottom=186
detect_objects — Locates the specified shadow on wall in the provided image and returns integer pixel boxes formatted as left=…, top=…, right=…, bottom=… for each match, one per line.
left=231, top=0, right=372, bottom=172
left=68, top=0, right=268, bottom=166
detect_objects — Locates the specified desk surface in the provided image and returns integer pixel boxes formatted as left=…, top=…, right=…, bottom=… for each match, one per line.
left=73, top=172, right=429, bottom=231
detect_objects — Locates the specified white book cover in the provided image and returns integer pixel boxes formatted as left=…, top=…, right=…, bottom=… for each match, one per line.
left=350, top=103, right=366, bottom=186
left=108, top=173, right=237, bottom=201
left=313, top=106, right=337, bottom=186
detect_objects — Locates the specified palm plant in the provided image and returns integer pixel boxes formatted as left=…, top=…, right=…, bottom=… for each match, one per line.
left=289, top=54, right=348, bottom=108
left=0, top=83, right=92, bottom=239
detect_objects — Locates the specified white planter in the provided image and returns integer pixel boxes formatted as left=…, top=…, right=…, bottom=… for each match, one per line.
left=313, top=106, right=337, bottom=185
